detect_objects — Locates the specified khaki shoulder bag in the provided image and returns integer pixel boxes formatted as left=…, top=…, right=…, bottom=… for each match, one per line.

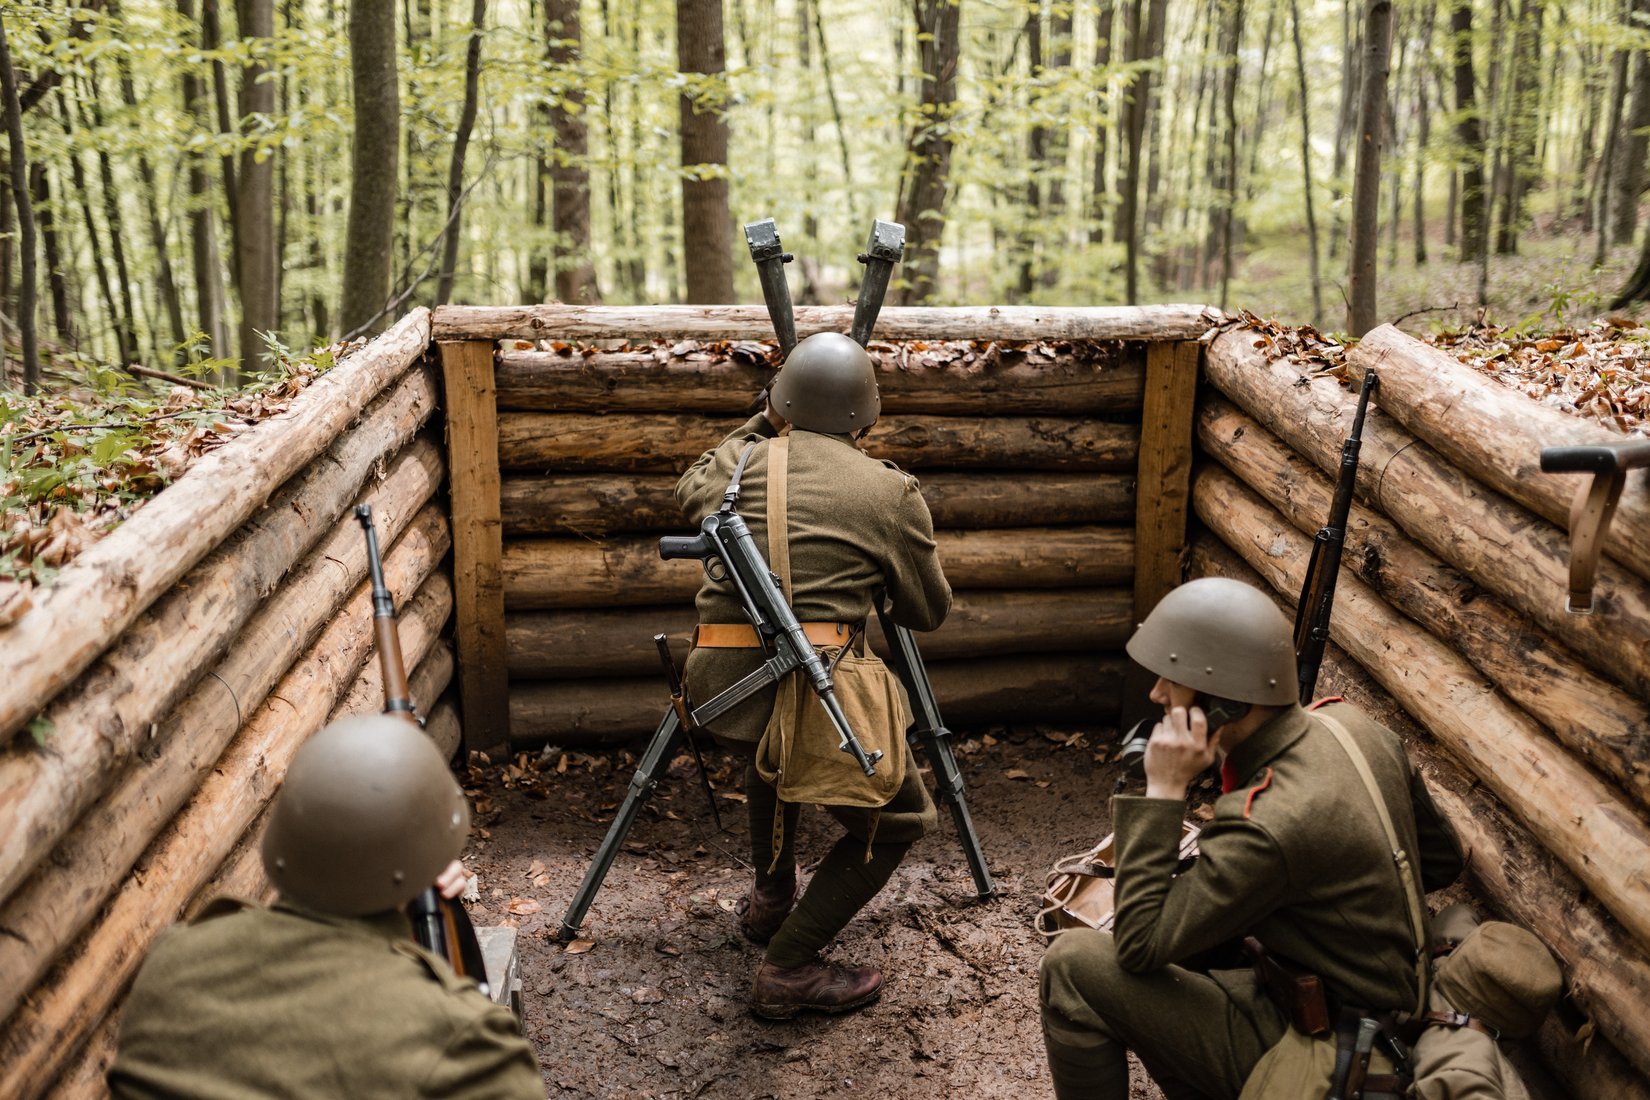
left=754, top=435, right=909, bottom=814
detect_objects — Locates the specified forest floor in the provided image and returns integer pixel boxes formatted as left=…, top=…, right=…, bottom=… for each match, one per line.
left=459, top=726, right=1188, bottom=1099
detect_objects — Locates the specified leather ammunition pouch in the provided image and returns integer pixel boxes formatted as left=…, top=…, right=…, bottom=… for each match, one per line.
left=1245, top=936, right=1333, bottom=1038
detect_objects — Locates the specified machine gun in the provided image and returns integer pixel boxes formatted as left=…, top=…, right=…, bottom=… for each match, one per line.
left=355, top=505, right=492, bottom=992
left=1292, top=370, right=1378, bottom=705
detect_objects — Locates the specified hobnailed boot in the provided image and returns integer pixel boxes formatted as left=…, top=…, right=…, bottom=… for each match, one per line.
left=737, top=874, right=797, bottom=946
left=750, top=958, right=883, bottom=1020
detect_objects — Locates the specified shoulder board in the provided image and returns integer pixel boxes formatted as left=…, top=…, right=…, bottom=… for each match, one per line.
left=188, top=896, right=253, bottom=925
left=1237, top=766, right=1275, bottom=820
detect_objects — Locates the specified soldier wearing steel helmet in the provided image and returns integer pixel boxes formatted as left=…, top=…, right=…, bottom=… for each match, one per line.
left=1038, top=577, right=1463, bottom=1100
left=676, top=330, right=951, bottom=1019
left=108, top=714, right=542, bottom=1100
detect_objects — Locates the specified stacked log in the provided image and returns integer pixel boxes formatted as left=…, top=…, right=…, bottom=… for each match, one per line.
left=489, top=335, right=1154, bottom=746
left=0, top=312, right=460, bottom=1097
left=1197, top=325, right=1650, bottom=1094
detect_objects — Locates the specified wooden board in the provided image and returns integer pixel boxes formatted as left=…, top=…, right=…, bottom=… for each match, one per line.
left=440, top=340, right=510, bottom=752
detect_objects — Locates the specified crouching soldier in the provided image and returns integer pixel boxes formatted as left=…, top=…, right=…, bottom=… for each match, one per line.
left=1039, top=577, right=1465, bottom=1099
left=108, top=714, right=543, bottom=1099
left=677, top=331, right=951, bottom=1019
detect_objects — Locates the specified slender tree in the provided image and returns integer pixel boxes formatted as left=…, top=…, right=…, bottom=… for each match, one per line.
left=895, top=0, right=962, bottom=304
left=236, top=0, right=278, bottom=367
left=546, top=0, right=598, bottom=303
left=1613, top=0, right=1650, bottom=244
left=179, top=0, right=230, bottom=360
left=676, top=0, right=734, bottom=303
left=1347, top=0, right=1392, bottom=335
left=435, top=0, right=486, bottom=305
left=1215, top=0, right=1246, bottom=309
left=340, top=0, right=398, bottom=334
left=0, top=12, right=39, bottom=391
left=1450, top=0, right=1486, bottom=267
left=202, top=0, right=240, bottom=292
left=1089, top=0, right=1116, bottom=246
left=29, top=164, right=72, bottom=346
left=1289, top=0, right=1323, bottom=326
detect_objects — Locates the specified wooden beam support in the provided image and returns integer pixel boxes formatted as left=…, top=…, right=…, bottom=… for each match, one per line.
left=439, top=340, right=510, bottom=754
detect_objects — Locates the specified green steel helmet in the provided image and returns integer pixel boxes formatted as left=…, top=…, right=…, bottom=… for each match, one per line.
left=1125, top=577, right=1299, bottom=706
left=768, top=332, right=880, bottom=433
left=261, top=714, right=469, bottom=916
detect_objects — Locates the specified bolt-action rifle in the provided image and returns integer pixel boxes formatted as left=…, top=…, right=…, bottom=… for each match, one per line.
left=355, top=504, right=491, bottom=993
left=1292, top=371, right=1379, bottom=706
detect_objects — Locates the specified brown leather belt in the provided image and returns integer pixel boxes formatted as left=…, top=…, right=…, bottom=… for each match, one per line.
left=692, top=622, right=854, bottom=648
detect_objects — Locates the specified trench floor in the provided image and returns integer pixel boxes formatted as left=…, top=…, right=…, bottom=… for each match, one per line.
left=460, top=725, right=1181, bottom=1099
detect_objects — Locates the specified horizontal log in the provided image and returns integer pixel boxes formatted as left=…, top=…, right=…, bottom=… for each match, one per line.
left=1198, top=398, right=1650, bottom=810
left=1206, top=328, right=1650, bottom=702
left=502, top=527, right=1134, bottom=609
left=504, top=588, right=1134, bottom=677
left=1189, top=536, right=1650, bottom=1087
left=0, top=508, right=451, bottom=1026
left=495, top=342, right=1145, bottom=415
left=500, top=471, right=1134, bottom=537
left=424, top=697, right=463, bottom=761
left=0, top=307, right=431, bottom=743
left=498, top=412, right=1140, bottom=473
left=43, top=1013, right=116, bottom=1100
left=1193, top=467, right=1650, bottom=956
left=0, top=544, right=450, bottom=1099
left=1350, top=324, right=1650, bottom=585
left=506, top=653, right=1128, bottom=747
left=0, top=394, right=442, bottom=914
left=433, top=302, right=1222, bottom=343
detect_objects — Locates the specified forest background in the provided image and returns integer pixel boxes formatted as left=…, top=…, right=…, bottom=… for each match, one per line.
left=0, top=0, right=1646, bottom=385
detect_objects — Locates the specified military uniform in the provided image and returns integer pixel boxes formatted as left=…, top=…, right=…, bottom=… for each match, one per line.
left=1040, top=700, right=1464, bottom=1099
left=676, top=412, right=950, bottom=969
left=108, top=899, right=542, bottom=1100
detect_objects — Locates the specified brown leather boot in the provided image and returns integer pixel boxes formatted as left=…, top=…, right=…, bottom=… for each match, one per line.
left=737, top=875, right=797, bottom=946
left=750, top=958, right=883, bottom=1020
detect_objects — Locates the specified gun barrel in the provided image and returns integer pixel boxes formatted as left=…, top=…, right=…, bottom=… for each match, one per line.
left=849, top=219, right=905, bottom=347
left=745, top=218, right=798, bottom=358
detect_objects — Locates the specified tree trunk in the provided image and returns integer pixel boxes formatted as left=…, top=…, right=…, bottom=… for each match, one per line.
left=675, top=0, right=734, bottom=303
left=1289, top=0, right=1323, bottom=327
left=235, top=0, right=278, bottom=369
left=1329, top=0, right=1360, bottom=260
left=201, top=0, right=240, bottom=293
left=1412, top=5, right=1431, bottom=265
left=83, top=77, right=140, bottom=366
left=63, top=105, right=129, bottom=366
left=1450, top=0, right=1485, bottom=265
left=546, top=0, right=597, bottom=303
left=1089, top=0, right=1115, bottom=245
left=178, top=0, right=230, bottom=364
left=895, top=0, right=962, bottom=304
left=29, top=163, right=71, bottom=346
left=434, top=0, right=486, bottom=305
left=1495, top=0, right=1542, bottom=255
left=339, top=0, right=398, bottom=336
left=497, top=411, right=1139, bottom=474
left=1216, top=0, right=1245, bottom=309
left=1018, top=5, right=1046, bottom=298
left=1347, top=0, right=1391, bottom=335
left=1597, top=14, right=1631, bottom=265
left=0, top=14, right=36, bottom=391
left=1614, top=0, right=1650, bottom=245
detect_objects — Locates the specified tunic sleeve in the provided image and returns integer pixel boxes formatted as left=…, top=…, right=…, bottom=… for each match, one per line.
left=878, top=475, right=951, bottom=632
left=421, top=1006, right=545, bottom=1099
left=675, top=414, right=776, bottom=523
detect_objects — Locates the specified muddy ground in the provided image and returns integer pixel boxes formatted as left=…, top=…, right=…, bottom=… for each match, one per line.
left=460, top=724, right=1185, bottom=1099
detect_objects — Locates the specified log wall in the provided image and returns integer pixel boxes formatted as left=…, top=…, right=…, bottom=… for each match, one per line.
left=1193, top=323, right=1650, bottom=1097
left=0, top=311, right=461, bottom=1098
left=430, top=304, right=1218, bottom=749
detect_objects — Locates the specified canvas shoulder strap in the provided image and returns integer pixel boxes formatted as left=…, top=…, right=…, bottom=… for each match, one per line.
left=767, top=435, right=792, bottom=598
left=1315, top=711, right=1430, bottom=1019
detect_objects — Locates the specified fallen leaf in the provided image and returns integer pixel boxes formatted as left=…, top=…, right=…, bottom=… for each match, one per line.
left=564, top=939, right=596, bottom=955
left=1003, top=768, right=1031, bottom=781
left=525, top=859, right=547, bottom=878
left=507, top=896, right=542, bottom=915
left=632, top=986, right=666, bottom=1004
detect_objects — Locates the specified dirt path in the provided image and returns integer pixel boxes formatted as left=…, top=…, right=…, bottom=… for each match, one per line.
left=460, top=726, right=1175, bottom=1098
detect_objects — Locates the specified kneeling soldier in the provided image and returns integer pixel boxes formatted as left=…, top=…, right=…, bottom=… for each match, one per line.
left=1039, top=577, right=1464, bottom=1099
left=108, top=715, right=543, bottom=1100
left=677, top=331, right=952, bottom=1018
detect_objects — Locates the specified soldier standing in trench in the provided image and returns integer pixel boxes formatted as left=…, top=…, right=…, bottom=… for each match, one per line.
left=1039, top=577, right=1465, bottom=1099
left=108, top=714, right=542, bottom=1099
left=677, top=331, right=952, bottom=1019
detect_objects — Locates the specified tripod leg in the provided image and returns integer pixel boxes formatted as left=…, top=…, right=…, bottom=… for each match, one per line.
left=557, top=708, right=683, bottom=940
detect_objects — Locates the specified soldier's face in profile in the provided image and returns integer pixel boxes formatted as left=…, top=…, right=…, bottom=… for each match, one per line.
left=1148, top=676, right=1197, bottom=714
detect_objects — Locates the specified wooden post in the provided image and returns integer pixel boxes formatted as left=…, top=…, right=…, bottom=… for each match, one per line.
left=1121, top=340, right=1202, bottom=729
left=439, top=340, right=510, bottom=754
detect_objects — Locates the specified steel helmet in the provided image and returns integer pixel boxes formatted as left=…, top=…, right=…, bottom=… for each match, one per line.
left=768, top=332, right=880, bottom=433
left=262, top=714, right=470, bottom=915
left=1125, top=577, right=1298, bottom=705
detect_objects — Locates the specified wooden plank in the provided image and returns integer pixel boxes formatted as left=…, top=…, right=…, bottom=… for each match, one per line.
left=434, top=302, right=1222, bottom=343
left=440, top=340, right=510, bottom=753
left=1132, top=341, right=1201, bottom=620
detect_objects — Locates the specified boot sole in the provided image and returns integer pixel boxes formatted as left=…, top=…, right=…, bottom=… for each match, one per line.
left=750, top=985, right=882, bottom=1021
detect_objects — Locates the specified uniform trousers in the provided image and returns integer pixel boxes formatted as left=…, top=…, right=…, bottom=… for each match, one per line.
left=1040, top=928, right=1288, bottom=1100
left=740, top=737, right=936, bottom=970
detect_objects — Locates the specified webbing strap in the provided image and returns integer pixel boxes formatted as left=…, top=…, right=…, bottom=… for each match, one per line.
left=767, top=435, right=792, bottom=598
left=1315, top=712, right=1430, bottom=1020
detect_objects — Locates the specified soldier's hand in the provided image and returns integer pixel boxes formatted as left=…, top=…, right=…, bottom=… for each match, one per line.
left=435, top=859, right=472, bottom=900
left=1143, top=705, right=1221, bottom=802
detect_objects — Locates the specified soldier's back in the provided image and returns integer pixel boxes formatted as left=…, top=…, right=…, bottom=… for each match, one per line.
left=109, top=900, right=542, bottom=1100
